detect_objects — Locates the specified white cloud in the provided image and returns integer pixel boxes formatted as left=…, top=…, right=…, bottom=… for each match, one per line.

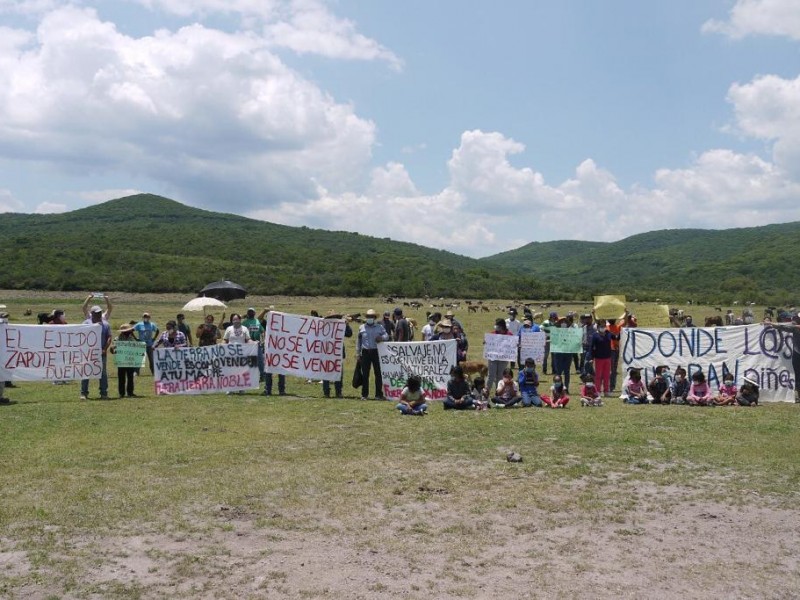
left=0, top=188, right=24, bottom=212
left=0, top=5, right=376, bottom=211
left=79, top=188, right=143, bottom=203
left=702, top=0, right=800, bottom=40
left=34, top=201, right=67, bottom=213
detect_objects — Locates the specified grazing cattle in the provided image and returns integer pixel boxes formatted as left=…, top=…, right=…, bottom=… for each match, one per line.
left=714, top=307, right=722, bottom=312
left=705, top=316, right=724, bottom=327
left=459, top=360, right=489, bottom=380
left=468, top=305, right=479, bottom=313
left=480, top=305, right=490, bottom=313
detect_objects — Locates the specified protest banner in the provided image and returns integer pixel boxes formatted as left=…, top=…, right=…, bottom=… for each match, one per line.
left=153, top=344, right=259, bottom=395
left=0, top=323, right=103, bottom=381
left=621, top=324, right=795, bottom=402
left=483, top=333, right=518, bottom=362
left=378, top=339, right=457, bottom=400
left=113, top=340, right=146, bottom=368
left=519, top=331, right=546, bottom=364
left=594, top=295, right=626, bottom=321
left=549, top=327, right=583, bottom=354
left=264, top=311, right=347, bottom=380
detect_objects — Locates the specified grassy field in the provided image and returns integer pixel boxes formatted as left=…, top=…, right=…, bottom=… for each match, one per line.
left=1, top=293, right=798, bottom=598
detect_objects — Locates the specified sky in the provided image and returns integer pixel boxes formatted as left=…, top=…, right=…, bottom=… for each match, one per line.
left=0, top=0, right=799, bottom=258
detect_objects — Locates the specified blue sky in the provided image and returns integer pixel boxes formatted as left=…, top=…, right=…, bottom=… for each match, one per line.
left=1, top=0, right=799, bottom=257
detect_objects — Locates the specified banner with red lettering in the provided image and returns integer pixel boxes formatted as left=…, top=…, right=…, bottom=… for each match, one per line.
left=621, top=324, right=795, bottom=402
left=378, top=340, right=458, bottom=400
left=264, top=311, right=347, bottom=380
left=1, top=323, right=103, bottom=381
left=153, top=344, right=260, bottom=395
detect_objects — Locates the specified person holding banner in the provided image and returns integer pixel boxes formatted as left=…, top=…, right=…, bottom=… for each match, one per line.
left=357, top=309, right=389, bottom=400
left=153, top=321, right=188, bottom=349
left=763, top=315, right=800, bottom=402
left=196, top=314, right=222, bottom=347
left=80, top=306, right=112, bottom=400
left=486, top=318, right=514, bottom=394
left=81, top=293, right=112, bottom=322
left=111, top=324, right=140, bottom=398
left=322, top=312, right=352, bottom=399
left=589, top=321, right=618, bottom=397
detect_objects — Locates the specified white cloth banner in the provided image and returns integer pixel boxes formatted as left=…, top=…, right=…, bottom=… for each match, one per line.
left=621, top=324, right=795, bottom=402
left=519, top=331, right=546, bottom=364
left=264, top=311, right=346, bottom=380
left=1, top=323, right=102, bottom=381
left=154, top=344, right=260, bottom=395
left=483, top=333, right=518, bottom=362
left=378, top=340, right=457, bottom=401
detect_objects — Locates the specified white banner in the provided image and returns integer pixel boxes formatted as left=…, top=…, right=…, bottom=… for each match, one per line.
left=1, top=323, right=102, bottom=381
left=483, top=333, right=517, bottom=362
left=264, top=311, right=346, bottom=380
left=519, top=331, right=546, bottom=364
left=621, top=324, right=795, bottom=402
left=378, top=340, right=457, bottom=401
left=154, top=344, right=260, bottom=395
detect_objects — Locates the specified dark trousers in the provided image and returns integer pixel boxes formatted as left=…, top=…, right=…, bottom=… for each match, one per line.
left=145, top=346, right=155, bottom=374
left=360, top=348, right=384, bottom=399
left=118, top=368, right=136, bottom=397
left=552, top=353, right=572, bottom=392
left=610, top=349, right=620, bottom=390
left=264, top=373, right=286, bottom=394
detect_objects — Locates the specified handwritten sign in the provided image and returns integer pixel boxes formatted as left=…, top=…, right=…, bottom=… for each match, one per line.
left=153, top=344, right=259, bottom=395
left=519, top=331, right=546, bottom=364
left=621, top=324, right=795, bottom=402
left=483, top=333, right=517, bottom=362
left=549, top=327, right=583, bottom=354
left=1, top=323, right=102, bottom=381
left=113, top=340, right=147, bottom=368
left=378, top=340, right=457, bottom=400
left=264, top=311, right=346, bottom=380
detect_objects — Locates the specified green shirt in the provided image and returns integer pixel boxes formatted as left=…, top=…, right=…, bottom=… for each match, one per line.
left=242, top=317, right=264, bottom=342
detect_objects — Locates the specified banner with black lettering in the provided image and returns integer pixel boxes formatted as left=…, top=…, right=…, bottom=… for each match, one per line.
left=378, top=340, right=457, bottom=400
left=621, top=324, right=795, bottom=402
left=263, top=311, right=347, bottom=380
left=154, top=344, right=260, bottom=395
left=1, top=323, right=102, bottom=381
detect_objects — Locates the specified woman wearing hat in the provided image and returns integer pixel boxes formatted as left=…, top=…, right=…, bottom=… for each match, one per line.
left=112, top=324, right=140, bottom=398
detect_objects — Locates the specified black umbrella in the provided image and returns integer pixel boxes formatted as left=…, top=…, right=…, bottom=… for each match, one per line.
left=198, top=280, right=247, bottom=302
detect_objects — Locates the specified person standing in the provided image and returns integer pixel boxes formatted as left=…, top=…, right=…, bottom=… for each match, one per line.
left=80, top=306, right=112, bottom=400
left=382, top=311, right=396, bottom=341
left=392, top=307, right=412, bottom=342
left=111, top=324, right=140, bottom=398
left=259, top=307, right=287, bottom=396
left=356, top=309, right=389, bottom=400
left=242, top=308, right=265, bottom=380
left=134, top=312, right=159, bottom=374
left=176, top=313, right=193, bottom=346
left=486, top=318, right=514, bottom=394
left=764, top=314, right=800, bottom=402
left=196, top=314, right=221, bottom=347
left=81, top=293, right=112, bottom=322
left=322, top=312, right=353, bottom=398
left=540, top=311, right=557, bottom=374
left=0, top=311, right=10, bottom=403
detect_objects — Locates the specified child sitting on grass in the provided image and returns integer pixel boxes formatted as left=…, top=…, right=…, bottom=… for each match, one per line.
left=622, top=368, right=649, bottom=404
left=687, top=371, right=714, bottom=406
left=543, top=374, right=570, bottom=408
left=666, top=367, right=690, bottom=404
left=493, top=368, right=522, bottom=408
left=518, top=358, right=542, bottom=407
left=714, top=373, right=737, bottom=406
left=580, top=374, right=603, bottom=407
left=444, top=366, right=475, bottom=410
left=736, top=377, right=760, bottom=406
left=471, top=375, right=489, bottom=410
left=396, top=375, right=429, bottom=415
left=648, top=366, right=670, bottom=404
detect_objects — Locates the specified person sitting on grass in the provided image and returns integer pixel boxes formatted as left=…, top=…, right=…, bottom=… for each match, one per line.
left=714, top=373, right=738, bottom=406
left=493, top=367, right=522, bottom=408
left=471, top=376, right=489, bottom=410
left=444, top=366, right=475, bottom=410
left=666, top=366, right=690, bottom=404
left=580, top=374, right=603, bottom=407
left=687, top=370, right=714, bottom=406
left=518, top=358, right=542, bottom=407
left=621, top=368, right=649, bottom=404
left=736, top=377, right=760, bottom=406
left=543, top=374, right=570, bottom=408
left=396, top=375, right=429, bottom=415
left=648, top=365, right=670, bottom=404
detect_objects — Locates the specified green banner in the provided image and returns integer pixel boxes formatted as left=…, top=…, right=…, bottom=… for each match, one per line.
left=113, top=340, right=147, bottom=368
left=549, top=327, right=583, bottom=354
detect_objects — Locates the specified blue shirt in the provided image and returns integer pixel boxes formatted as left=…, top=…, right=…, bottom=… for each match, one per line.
left=357, top=322, right=388, bottom=353
left=134, top=320, right=158, bottom=347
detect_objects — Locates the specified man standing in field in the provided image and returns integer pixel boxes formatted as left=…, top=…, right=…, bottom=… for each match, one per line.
left=176, top=313, right=193, bottom=346
left=134, top=312, right=159, bottom=374
left=80, top=306, right=112, bottom=400
left=357, top=309, right=389, bottom=400
left=540, top=311, right=557, bottom=374
left=392, top=307, right=412, bottom=342
left=242, top=308, right=265, bottom=381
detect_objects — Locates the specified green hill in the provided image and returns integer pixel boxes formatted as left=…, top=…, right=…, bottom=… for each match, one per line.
left=480, top=223, right=800, bottom=305
left=0, top=194, right=567, bottom=298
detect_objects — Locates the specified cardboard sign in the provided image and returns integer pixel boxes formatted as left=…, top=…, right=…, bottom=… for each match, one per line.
left=154, top=344, right=259, bottom=395
left=594, top=295, right=626, bottom=321
left=378, top=340, right=457, bottom=400
left=483, top=333, right=518, bottom=362
left=621, top=324, right=795, bottom=402
left=113, top=340, right=147, bottom=368
left=264, top=311, right=346, bottom=381
left=1, top=323, right=102, bottom=381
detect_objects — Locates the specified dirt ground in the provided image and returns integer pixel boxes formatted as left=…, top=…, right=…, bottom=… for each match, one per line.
left=3, top=482, right=799, bottom=599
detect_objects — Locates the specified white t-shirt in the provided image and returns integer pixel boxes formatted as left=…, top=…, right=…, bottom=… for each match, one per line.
left=223, top=324, right=251, bottom=344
